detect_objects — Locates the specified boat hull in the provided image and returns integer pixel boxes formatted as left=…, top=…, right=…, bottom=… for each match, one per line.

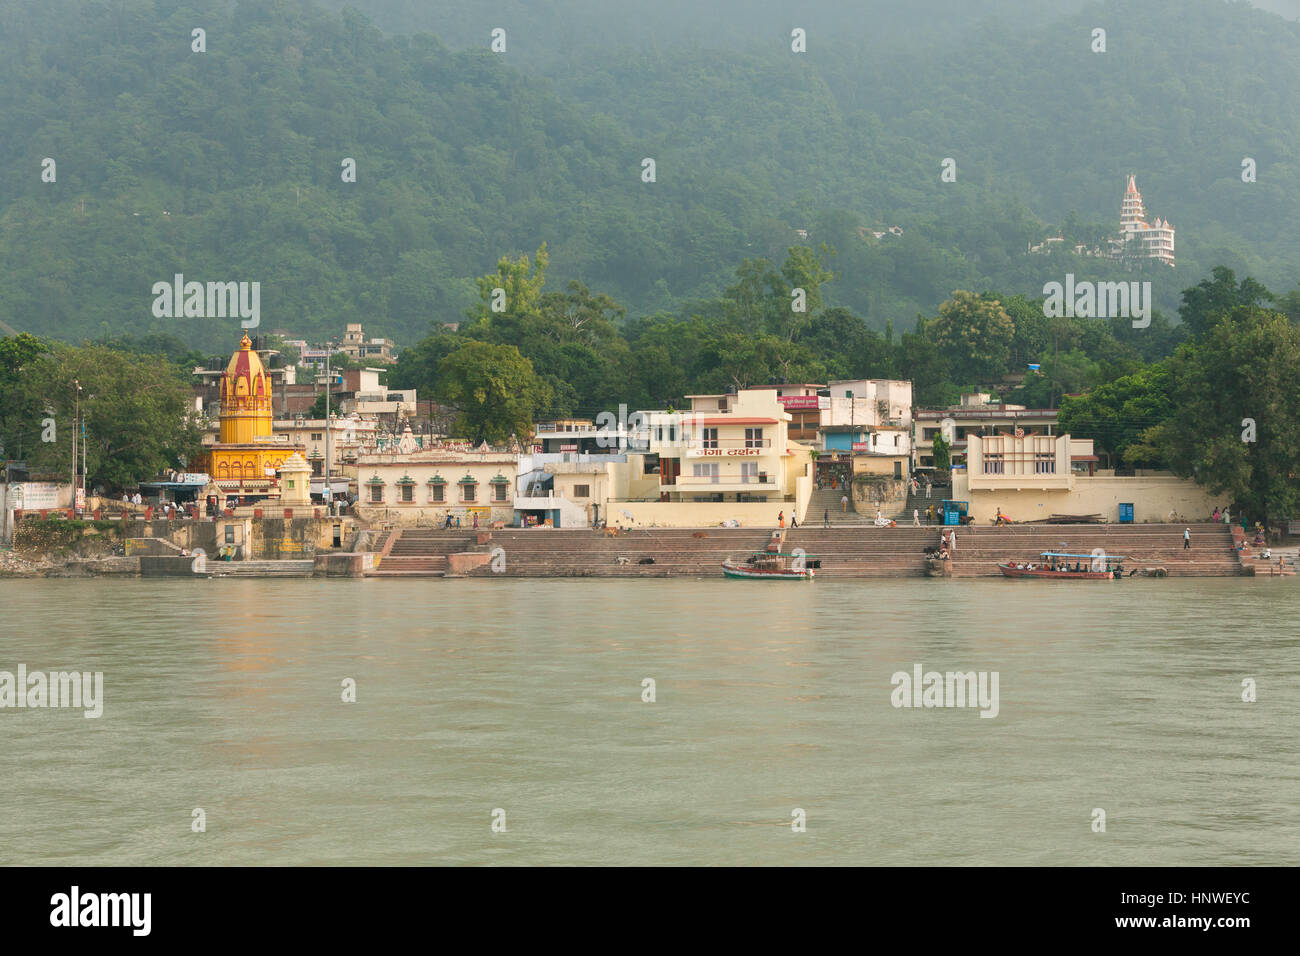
left=998, top=563, right=1118, bottom=580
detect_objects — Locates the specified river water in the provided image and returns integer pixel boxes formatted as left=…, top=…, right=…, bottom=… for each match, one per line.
left=0, top=577, right=1295, bottom=866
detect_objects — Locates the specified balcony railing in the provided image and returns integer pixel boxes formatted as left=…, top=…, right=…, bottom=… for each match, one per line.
left=676, top=474, right=775, bottom=487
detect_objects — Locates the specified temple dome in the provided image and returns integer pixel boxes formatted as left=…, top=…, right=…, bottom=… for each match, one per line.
left=221, top=333, right=270, bottom=408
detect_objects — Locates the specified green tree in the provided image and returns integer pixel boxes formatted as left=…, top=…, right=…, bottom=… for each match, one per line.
left=434, top=342, right=553, bottom=444
left=1160, top=305, right=1300, bottom=525
left=932, top=433, right=951, bottom=472
left=467, top=244, right=550, bottom=332
left=925, top=291, right=1015, bottom=385
left=1178, top=267, right=1272, bottom=339
left=1058, top=364, right=1173, bottom=468
left=25, top=344, right=202, bottom=489
left=0, top=333, right=51, bottom=464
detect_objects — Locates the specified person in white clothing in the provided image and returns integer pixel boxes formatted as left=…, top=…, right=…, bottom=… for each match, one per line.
left=913, top=508, right=920, bottom=526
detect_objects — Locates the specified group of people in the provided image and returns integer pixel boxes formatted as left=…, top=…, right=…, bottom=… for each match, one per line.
left=443, top=512, right=480, bottom=530
left=777, top=510, right=799, bottom=529
left=120, top=492, right=144, bottom=506
left=908, top=475, right=933, bottom=499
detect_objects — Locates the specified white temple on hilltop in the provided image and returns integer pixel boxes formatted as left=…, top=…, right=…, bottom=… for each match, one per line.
left=1116, top=174, right=1175, bottom=267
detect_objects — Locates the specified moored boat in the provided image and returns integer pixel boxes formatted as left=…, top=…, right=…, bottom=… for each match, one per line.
left=722, top=551, right=815, bottom=580
left=998, top=551, right=1127, bottom=580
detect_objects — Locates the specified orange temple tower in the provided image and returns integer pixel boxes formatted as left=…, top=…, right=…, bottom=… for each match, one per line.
left=196, top=334, right=304, bottom=494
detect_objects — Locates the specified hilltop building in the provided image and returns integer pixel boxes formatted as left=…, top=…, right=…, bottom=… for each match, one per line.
left=339, top=323, right=396, bottom=365
left=1116, top=175, right=1175, bottom=267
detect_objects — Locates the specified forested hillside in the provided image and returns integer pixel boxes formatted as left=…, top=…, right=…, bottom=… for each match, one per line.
left=0, top=0, right=1297, bottom=351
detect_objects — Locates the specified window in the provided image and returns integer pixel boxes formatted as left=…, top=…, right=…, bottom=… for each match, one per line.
left=310, top=433, right=322, bottom=441
left=462, top=484, right=476, bottom=503
left=983, top=454, right=1004, bottom=475
left=493, top=483, right=507, bottom=502
left=923, top=428, right=939, bottom=440
left=702, top=428, right=718, bottom=449
left=431, top=485, right=445, bottom=503
left=225, top=526, right=235, bottom=544
left=693, top=463, right=720, bottom=483
left=400, top=484, right=414, bottom=502
left=573, top=484, right=591, bottom=498
left=1034, top=453, right=1056, bottom=474
left=370, top=484, right=383, bottom=503
left=740, top=462, right=758, bottom=484
left=745, top=427, right=764, bottom=448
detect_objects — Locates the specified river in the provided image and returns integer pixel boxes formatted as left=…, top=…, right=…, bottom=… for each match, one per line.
left=1, top=577, right=1296, bottom=865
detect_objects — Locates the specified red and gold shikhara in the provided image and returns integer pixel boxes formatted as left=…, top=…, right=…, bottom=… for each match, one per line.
left=194, top=334, right=304, bottom=493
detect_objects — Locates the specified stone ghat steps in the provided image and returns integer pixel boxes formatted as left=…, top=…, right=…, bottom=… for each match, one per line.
left=468, top=529, right=774, bottom=577
left=806, top=488, right=874, bottom=524
left=388, top=532, right=477, bottom=557
left=946, top=524, right=1241, bottom=577
left=207, top=559, right=315, bottom=577
left=370, top=555, right=449, bottom=576
left=786, top=528, right=942, bottom=577
left=469, top=527, right=943, bottom=577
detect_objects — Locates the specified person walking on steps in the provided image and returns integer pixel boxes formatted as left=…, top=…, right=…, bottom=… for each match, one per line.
left=1184, top=527, right=1191, bottom=550
left=913, top=508, right=920, bottom=526
left=791, top=511, right=799, bottom=529
left=778, top=511, right=785, bottom=530
left=841, top=494, right=849, bottom=513
left=823, top=509, right=831, bottom=528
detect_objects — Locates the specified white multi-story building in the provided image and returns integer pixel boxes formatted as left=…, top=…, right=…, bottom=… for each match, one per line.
left=1117, top=174, right=1175, bottom=267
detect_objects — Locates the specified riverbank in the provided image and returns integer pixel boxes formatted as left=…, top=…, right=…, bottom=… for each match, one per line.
left=1, top=521, right=1268, bottom=579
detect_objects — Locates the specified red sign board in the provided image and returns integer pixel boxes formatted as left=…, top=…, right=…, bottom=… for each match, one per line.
left=559, top=444, right=579, bottom=452
left=851, top=442, right=869, bottom=452
left=778, top=395, right=821, bottom=409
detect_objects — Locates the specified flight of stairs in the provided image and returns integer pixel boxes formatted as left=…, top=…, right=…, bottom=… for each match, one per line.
left=805, top=487, right=874, bottom=525
left=892, top=491, right=944, bottom=525
left=368, top=529, right=476, bottom=576
left=945, top=523, right=1242, bottom=577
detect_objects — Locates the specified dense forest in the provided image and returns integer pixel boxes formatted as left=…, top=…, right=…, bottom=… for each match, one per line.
left=1, top=0, right=1299, bottom=353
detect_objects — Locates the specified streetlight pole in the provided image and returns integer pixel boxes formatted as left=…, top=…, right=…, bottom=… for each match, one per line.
left=325, top=341, right=333, bottom=505
left=72, top=380, right=81, bottom=513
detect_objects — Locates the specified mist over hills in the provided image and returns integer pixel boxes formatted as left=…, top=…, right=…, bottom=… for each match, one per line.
left=0, top=0, right=1296, bottom=353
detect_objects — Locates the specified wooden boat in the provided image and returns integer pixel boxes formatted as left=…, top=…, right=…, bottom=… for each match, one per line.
left=998, top=551, right=1127, bottom=580
left=722, top=551, right=815, bottom=580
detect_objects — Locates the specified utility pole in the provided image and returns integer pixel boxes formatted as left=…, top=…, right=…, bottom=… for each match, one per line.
left=71, top=379, right=80, bottom=511
left=325, top=342, right=333, bottom=505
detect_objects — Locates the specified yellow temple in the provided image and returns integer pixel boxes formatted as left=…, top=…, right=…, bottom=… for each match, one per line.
left=196, top=334, right=304, bottom=494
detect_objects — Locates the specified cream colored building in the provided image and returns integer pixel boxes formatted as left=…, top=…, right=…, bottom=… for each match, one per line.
left=353, top=450, right=518, bottom=525
left=274, top=415, right=379, bottom=478
left=955, top=433, right=1227, bottom=523
left=914, top=393, right=1059, bottom=472
left=607, top=389, right=814, bottom=527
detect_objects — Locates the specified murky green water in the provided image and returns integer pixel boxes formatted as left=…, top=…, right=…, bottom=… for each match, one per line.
left=0, top=577, right=1296, bottom=865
